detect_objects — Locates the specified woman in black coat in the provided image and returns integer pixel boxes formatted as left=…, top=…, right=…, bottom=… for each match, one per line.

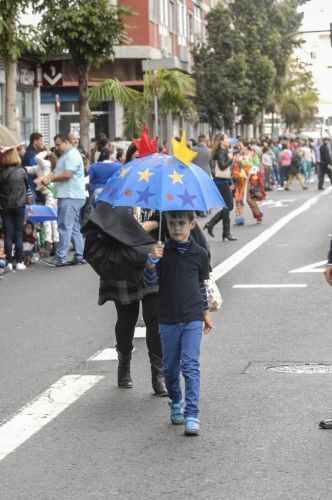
left=0, top=148, right=28, bottom=271
left=204, top=134, right=236, bottom=241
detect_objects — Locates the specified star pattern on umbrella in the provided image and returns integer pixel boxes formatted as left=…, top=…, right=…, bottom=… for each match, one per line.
left=138, top=168, right=154, bottom=182
left=172, top=130, right=197, bottom=166
left=119, top=167, right=130, bottom=179
left=136, top=186, right=155, bottom=204
left=168, top=169, right=184, bottom=185
left=177, top=189, right=197, bottom=208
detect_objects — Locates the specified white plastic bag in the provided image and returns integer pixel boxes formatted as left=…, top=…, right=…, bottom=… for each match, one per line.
left=205, top=274, right=222, bottom=312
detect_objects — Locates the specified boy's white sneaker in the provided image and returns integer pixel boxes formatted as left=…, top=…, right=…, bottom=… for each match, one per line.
left=16, top=263, right=26, bottom=271
left=4, top=263, right=13, bottom=272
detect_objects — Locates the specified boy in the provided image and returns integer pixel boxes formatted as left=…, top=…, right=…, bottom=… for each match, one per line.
left=144, top=211, right=213, bottom=436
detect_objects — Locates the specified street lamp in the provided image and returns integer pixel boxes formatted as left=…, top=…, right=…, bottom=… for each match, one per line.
left=152, top=70, right=159, bottom=138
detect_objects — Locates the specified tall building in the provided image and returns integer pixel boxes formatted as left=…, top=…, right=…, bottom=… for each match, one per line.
left=39, top=0, right=218, bottom=145
left=112, top=0, right=219, bottom=141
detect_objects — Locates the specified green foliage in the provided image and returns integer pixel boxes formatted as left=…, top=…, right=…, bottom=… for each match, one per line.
left=192, top=0, right=309, bottom=132
left=90, top=69, right=196, bottom=139
left=278, top=58, right=319, bottom=130
left=90, top=78, right=142, bottom=108
left=0, top=1, right=43, bottom=59
left=35, top=0, right=129, bottom=69
left=144, top=69, right=195, bottom=115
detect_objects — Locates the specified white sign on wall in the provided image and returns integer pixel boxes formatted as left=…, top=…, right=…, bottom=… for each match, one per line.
left=70, top=122, right=95, bottom=138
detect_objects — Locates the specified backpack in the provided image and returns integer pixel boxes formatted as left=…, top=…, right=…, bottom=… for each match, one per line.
left=290, top=151, right=302, bottom=174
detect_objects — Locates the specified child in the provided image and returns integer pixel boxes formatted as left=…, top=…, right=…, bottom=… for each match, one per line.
left=144, top=211, right=213, bottom=436
left=23, top=222, right=37, bottom=266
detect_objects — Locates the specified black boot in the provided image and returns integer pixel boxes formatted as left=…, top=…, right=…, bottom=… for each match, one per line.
left=148, top=352, right=168, bottom=397
left=222, top=217, right=237, bottom=242
left=51, top=242, right=58, bottom=257
left=117, top=350, right=133, bottom=388
left=203, top=211, right=224, bottom=237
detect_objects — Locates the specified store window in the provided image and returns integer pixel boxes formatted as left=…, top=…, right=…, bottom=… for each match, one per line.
left=16, top=90, right=34, bottom=141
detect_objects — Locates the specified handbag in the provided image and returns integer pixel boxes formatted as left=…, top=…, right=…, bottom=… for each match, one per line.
left=205, top=274, right=223, bottom=312
left=249, top=184, right=263, bottom=200
left=214, top=161, right=231, bottom=179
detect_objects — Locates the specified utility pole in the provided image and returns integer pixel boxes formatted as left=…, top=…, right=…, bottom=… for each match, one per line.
left=152, top=70, right=159, bottom=138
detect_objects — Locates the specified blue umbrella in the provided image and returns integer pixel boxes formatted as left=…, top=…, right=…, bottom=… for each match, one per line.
left=97, top=153, right=226, bottom=213
left=25, top=205, right=57, bottom=223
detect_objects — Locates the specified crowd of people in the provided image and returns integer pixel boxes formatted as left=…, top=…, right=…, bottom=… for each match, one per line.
left=1, top=130, right=332, bottom=279
left=1, top=126, right=331, bottom=435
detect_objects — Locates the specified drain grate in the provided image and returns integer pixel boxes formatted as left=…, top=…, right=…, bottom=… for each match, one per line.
left=264, top=363, right=332, bottom=374
left=242, top=361, right=332, bottom=374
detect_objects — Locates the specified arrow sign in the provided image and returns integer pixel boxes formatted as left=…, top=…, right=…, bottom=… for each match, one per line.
left=43, top=72, right=62, bottom=86
left=261, top=199, right=297, bottom=208
left=289, top=260, right=327, bottom=273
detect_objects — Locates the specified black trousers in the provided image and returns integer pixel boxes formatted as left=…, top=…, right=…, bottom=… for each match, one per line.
left=1, top=206, right=25, bottom=264
left=318, top=164, right=332, bottom=189
left=114, top=293, right=162, bottom=357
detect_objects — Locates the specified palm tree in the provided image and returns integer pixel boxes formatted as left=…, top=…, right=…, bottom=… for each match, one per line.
left=277, top=58, right=319, bottom=133
left=89, top=69, right=196, bottom=139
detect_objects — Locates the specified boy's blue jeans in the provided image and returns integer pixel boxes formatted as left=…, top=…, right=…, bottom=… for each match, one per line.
left=159, top=321, right=203, bottom=418
left=56, top=198, right=85, bottom=262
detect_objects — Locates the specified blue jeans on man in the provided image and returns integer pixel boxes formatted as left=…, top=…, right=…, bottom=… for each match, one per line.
left=56, top=198, right=85, bottom=262
left=159, top=321, right=203, bottom=418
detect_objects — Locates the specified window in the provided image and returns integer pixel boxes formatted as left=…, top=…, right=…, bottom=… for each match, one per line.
left=169, top=1, right=177, bottom=33
left=188, top=12, right=194, bottom=43
left=16, top=90, right=34, bottom=141
left=178, top=0, right=187, bottom=38
left=149, top=0, right=158, bottom=22
left=159, top=0, right=168, bottom=26
left=193, top=6, right=201, bottom=36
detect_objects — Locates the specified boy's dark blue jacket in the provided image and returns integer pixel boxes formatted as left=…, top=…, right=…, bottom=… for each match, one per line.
left=158, top=238, right=209, bottom=324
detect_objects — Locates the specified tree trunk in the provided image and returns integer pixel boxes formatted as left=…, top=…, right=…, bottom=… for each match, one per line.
left=77, top=63, right=91, bottom=153
left=5, top=58, right=18, bottom=133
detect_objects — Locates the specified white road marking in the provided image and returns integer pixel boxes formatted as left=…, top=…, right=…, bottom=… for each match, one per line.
left=233, top=284, right=307, bottom=289
left=260, top=198, right=296, bottom=208
left=213, top=188, right=331, bottom=281
left=0, top=375, right=103, bottom=462
left=134, top=326, right=146, bottom=338
left=289, top=260, right=327, bottom=273
left=89, top=347, right=136, bottom=361
left=88, top=348, right=118, bottom=361
left=1, top=190, right=329, bottom=463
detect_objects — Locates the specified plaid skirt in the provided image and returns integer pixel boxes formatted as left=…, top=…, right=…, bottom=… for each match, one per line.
left=98, top=278, right=158, bottom=306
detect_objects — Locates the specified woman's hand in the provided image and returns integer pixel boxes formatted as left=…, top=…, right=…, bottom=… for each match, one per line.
left=141, top=220, right=158, bottom=232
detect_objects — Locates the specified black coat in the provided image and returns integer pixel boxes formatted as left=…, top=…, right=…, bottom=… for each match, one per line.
left=0, top=165, right=28, bottom=209
left=320, top=144, right=331, bottom=168
left=81, top=202, right=155, bottom=283
left=328, top=239, right=332, bottom=265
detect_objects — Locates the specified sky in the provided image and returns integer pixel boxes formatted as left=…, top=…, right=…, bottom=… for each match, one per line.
left=299, top=0, right=332, bottom=31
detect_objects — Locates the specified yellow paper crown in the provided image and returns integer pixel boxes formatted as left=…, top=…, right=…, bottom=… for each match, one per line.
left=171, top=130, right=197, bottom=166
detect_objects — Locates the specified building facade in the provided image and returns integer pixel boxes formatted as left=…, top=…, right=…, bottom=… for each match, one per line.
left=1, top=1, right=224, bottom=145
left=0, top=57, right=40, bottom=142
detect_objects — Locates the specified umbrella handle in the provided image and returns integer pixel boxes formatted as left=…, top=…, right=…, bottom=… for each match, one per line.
left=158, top=211, right=162, bottom=244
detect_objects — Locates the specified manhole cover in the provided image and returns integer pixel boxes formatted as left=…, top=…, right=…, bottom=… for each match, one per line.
left=264, top=363, right=332, bottom=374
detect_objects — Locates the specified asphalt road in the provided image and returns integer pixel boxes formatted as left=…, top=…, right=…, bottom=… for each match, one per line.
left=0, top=183, right=331, bottom=500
